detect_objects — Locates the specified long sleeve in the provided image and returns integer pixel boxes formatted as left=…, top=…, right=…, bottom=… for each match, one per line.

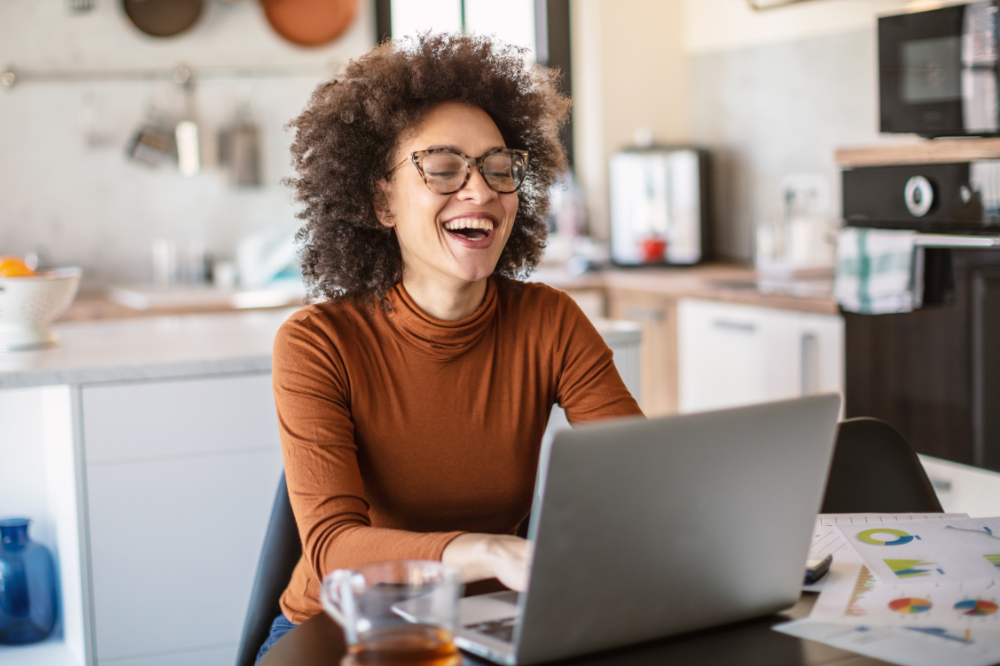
left=550, top=293, right=645, bottom=424
left=272, top=316, right=464, bottom=590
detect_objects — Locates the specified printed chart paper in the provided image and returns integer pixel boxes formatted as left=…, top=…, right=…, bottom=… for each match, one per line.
left=776, top=619, right=1000, bottom=666
left=803, top=514, right=968, bottom=591
left=834, top=517, right=1000, bottom=585
left=787, top=518, right=1000, bottom=666
left=811, top=565, right=1000, bottom=632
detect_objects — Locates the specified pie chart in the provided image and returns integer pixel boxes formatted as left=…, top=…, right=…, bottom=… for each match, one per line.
left=955, top=599, right=999, bottom=616
left=889, top=597, right=933, bottom=614
left=857, top=528, right=915, bottom=546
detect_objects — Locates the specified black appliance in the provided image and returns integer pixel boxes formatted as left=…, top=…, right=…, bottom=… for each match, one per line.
left=843, top=161, right=1000, bottom=232
left=842, top=161, right=1000, bottom=469
left=879, top=1, right=1000, bottom=137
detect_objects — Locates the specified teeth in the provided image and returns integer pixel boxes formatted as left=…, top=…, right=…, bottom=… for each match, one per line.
left=444, top=218, right=495, bottom=231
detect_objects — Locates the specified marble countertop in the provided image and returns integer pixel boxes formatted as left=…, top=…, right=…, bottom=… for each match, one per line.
left=0, top=308, right=295, bottom=390
left=0, top=308, right=640, bottom=391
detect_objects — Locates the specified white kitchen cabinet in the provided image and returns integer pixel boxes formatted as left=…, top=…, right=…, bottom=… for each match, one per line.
left=81, top=374, right=283, bottom=665
left=677, top=298, right=843, bottom=414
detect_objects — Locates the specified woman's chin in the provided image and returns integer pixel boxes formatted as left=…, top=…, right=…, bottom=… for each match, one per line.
left=447, top=260, right=499, bottom=285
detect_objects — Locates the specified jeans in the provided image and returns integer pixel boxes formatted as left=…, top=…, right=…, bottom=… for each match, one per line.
left=255, top=613, right=297, bottom=665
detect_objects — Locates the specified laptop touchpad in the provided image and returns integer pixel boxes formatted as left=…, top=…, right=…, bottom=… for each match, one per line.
left=460, top=590, right=520, bottom=625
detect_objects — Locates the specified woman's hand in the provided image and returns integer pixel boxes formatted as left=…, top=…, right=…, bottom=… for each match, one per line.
left=442, top=533, right=532, bottom=592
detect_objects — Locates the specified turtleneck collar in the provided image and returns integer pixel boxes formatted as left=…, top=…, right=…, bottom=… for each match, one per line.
left=386, top=277, right=498, bottom=360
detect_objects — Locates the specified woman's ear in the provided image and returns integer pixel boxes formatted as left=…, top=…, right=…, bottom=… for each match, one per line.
left=374, top=179, right=394, bottom=229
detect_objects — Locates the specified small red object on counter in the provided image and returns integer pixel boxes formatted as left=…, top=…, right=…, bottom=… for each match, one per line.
left=638, top=237, right=667, bottom=263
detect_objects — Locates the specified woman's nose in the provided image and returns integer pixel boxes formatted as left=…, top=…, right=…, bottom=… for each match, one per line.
left=456, top=165, right=498, bottom=203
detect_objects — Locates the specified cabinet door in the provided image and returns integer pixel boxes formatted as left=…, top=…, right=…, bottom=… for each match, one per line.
left=677, top=299, right=843, bottom=413
left=678, top=300, right=770, bottom=413
left=81, top=374, right=283, bottom=665
left=608, top=290, right=678, bottom=417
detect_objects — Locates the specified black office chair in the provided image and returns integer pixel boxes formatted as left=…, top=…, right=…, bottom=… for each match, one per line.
left=821, top=417, right=943, bottom=514
left=235, top=472, right=302, bottom=666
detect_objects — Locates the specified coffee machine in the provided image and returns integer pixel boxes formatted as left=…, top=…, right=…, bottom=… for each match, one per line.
left=608, top=147, right=711, bottom=266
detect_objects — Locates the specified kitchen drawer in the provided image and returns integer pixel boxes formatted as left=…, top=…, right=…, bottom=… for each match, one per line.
left=81, top=373, right=279, bottom=463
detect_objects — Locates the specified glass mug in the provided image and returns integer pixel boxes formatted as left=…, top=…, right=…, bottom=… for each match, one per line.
left=321, top=560, right=463, bottom=666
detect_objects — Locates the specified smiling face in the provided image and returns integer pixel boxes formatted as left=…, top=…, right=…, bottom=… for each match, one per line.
left=378, top=102, right=520, bottom=294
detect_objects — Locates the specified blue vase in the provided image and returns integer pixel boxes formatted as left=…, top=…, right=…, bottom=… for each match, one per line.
left=0, top=518, right=58, bottom=645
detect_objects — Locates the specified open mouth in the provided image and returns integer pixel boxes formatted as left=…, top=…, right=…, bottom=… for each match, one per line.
left=443, top=217, right=496, bottom=243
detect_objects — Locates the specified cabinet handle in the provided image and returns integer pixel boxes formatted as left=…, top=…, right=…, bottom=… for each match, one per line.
left=625, top=305, right=666, bottom=323
left=713, top=319, right=755, bottom=333
left=801, top=332, right=819, bottom=396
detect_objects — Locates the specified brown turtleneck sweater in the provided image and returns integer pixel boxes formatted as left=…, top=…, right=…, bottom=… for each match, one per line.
left=273, top=277, right=643, bottom=623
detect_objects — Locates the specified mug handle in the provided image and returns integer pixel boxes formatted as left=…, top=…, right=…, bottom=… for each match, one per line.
left=321, top=570, right=351, bottom=629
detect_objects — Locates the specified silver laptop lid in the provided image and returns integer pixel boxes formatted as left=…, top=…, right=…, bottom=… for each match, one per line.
left=514, top=394, right=841, bottom=665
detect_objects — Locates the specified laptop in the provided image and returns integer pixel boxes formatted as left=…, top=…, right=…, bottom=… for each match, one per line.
left=454, top=394, right=841, bottom=665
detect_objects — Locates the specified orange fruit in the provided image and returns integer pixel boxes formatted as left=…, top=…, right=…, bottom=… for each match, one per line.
left=0, top=255, right=36, bottom=278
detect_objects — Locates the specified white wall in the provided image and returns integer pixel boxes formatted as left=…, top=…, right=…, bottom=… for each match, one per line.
left=0, top=0, right=374, bottom=288
left=571, top=0, right=688, bottom=241
left=684, top=0, right=910, bottom=54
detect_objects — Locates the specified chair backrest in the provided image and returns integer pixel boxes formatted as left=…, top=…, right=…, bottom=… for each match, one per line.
left=821, top=417, right=943, bottom=514
left=235, top=472, right=303, bottom=666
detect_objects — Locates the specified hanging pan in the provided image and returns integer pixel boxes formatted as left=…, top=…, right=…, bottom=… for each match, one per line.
left=123, top=0, right=204, bottom=39
left=261, top=0, right=357, bottom=48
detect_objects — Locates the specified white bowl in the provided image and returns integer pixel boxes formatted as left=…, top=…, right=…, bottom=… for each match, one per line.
left=0, top=268, right=82, bottom=351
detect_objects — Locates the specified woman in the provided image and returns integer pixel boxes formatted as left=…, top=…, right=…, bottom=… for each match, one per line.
left=258, top=33, right=643, bottom=662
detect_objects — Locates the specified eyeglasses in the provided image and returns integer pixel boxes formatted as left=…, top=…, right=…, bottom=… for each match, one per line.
left=388, top=147, right=529, bottom=195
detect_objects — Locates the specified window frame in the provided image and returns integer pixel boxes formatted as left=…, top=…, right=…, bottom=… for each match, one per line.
left=373, top=0, right=574, bottom=169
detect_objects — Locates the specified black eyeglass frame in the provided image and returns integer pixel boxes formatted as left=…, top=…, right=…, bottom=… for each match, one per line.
left=388, top=147, right=529, bottom=195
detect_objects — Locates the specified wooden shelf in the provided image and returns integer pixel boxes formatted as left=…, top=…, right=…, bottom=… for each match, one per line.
left=836, top=138, right=1000, bottom=167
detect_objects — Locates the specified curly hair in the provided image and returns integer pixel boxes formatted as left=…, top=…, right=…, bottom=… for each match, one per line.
left=286, top=33, right=571, bottom=307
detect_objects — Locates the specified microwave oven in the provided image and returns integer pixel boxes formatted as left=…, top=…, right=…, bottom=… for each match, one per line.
left=879, top=1, right=1000, bottom=137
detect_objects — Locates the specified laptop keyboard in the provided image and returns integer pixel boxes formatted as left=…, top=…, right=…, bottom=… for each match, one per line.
left=464, top=616, right=517, bottom=644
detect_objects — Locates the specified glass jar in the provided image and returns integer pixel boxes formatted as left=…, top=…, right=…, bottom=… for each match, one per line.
left=0, top=518, right=58, bottom=644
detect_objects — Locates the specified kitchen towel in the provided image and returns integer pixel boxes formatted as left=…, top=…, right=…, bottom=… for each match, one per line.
left=835, top=227, right=924, bottom=314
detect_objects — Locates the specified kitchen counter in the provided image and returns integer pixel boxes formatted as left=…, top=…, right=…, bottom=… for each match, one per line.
left=0, top=308, right=295, bottom=389
left=57, top=289, right=305, bottom=322
left=531, top=264, right=839, bottom=315
left=57, top=264, right=837, bottom=325
left=0, top=307, right=641, bottom=391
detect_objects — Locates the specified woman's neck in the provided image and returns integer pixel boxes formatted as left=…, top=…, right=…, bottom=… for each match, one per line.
left=401, top=273, right=488, bottom=321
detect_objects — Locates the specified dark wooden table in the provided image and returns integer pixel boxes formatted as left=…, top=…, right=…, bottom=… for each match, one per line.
left=260, top=593, right=888, bottom=666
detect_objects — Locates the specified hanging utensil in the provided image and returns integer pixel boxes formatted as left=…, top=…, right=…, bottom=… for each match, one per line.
left=173, top=67, right=200, bottom=177
left=229, top=115, right=262, bottom=187
left=126, top=91, right=175, bottom=168
left=127, top=122, right=175, bottom=167
left=219, top=104, right=263, bottom=187
left=261, top=0, right=357, bottom=48
left=122, top=0, right=203, bottom=39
